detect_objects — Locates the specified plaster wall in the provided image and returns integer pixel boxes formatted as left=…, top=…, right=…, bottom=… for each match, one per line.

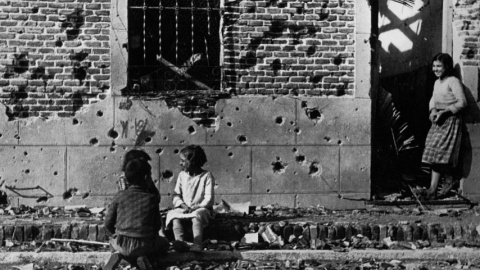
left=0, top=0, right=372, bottom=210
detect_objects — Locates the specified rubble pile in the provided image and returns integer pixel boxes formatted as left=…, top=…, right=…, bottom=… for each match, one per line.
left=6, top=257, right=480, bottom=270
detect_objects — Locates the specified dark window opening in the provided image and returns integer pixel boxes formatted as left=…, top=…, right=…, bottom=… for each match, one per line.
left=127, top=0, right=222, bottom=94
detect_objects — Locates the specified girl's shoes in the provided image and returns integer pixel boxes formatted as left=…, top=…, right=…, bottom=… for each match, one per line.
left=189, top=243, right=203, bottom=252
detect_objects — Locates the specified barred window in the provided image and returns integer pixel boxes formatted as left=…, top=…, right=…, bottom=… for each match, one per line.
left=127, top=0, right=222, bottom=94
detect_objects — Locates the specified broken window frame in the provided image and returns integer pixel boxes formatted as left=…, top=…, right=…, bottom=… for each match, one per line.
left=126, top=0, right=224, bottom=95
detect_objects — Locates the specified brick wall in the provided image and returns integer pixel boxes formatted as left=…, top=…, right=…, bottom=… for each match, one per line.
left=453, top=0, right=480, bottom=67
left=0, top=0, right=110, bottom=119
left=223, top=0, right=355, bottom=96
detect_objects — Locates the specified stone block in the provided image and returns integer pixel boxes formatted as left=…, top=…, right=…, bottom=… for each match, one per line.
left=24, top=225, right=33, bottom=241
left=361, top=224, right=371, bottom=239
left=42, top=225, right=53, bottom=241
left=428, top=224, right=439, bottom=242
left=61, top=224, right=71, bottom=239
left=412, top=225, right=423, bottom=241
left=378, top=224, right=387, bottom=240
left=355, top=0, right=371, bottom=34
left=97, top=224, right=107, bottom=242
left=387, top=225, right=397, bottom=241
left=454, top=223, right=463, bottom=240
left=328, top=225, right=335, bottom=240
left=18, top=118, right=66, bottom=145
left=88, top=224, right=98, bottom=241
left=345, top=224, right=354, bottom=239
left=403, top=225, right=413, bottom=241
left=309, top=224, right=318, bottom=249
left=396, top=226, right=404, bottom=241
left=318, top=225, right=327, bottom=240
left=79, top=224, right=89, bottom=240
left=207, top=97, right=296, bottom=145
left=371, top=225, right=379, bottom=241
left=296, top=97, right=371, bottom=145
left=71, top=224, right=80, bottom=239
left=335, top=225, right=345, bottom=240
left=4, top=225, right=14, bottom=240
left=13, top=225, right=23, bottom=242
left=339, top=146, right=370, bottom=193
left=252, top=146, right=339, bottom=194
left=113, top=99, right=207, bottom=146
left=32, top=226, right=41, bottom=241
left=295, top=193, right=367, bottom=210
left=0, top=146, right=66, bottom=197
left=53, top=225, right=62, bottom=239
left=64, top=98, right=115, bottom=146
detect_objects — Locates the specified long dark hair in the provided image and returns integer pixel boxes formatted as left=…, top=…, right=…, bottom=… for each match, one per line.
left=432, top=53, right=456, bottom=78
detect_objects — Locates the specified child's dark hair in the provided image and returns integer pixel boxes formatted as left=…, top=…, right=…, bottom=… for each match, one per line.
left=180, top=145, right=207, bottom=167
left=432, top=53, right=456, bottom=78
left=124, top=159, right=148, bottom=185
left=122, top=149, right=151, bottom=172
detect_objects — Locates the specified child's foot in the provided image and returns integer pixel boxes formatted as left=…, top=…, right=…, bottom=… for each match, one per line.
left=136, top=256, right=153, bottom=270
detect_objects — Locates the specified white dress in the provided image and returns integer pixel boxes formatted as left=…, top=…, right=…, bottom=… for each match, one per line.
left=165, top=170, right=215, bottom=227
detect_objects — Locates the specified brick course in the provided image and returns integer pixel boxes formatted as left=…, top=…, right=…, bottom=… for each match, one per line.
left=0, top=0, right=109, bottom=119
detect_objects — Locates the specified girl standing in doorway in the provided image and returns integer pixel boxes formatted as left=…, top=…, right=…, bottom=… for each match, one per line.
left=421, top=53, right=469, bottom=199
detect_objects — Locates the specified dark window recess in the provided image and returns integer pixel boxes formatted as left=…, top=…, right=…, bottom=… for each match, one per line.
left=127, top=0, right=222, bottom=94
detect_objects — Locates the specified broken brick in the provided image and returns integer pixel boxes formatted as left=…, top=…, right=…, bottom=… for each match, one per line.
left=13, top=225, right=23, bottom=242
left=88, top=224, right=98, bottom=241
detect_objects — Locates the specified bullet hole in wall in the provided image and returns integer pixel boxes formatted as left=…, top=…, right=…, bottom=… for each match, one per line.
left=54, top=171, right=58, bottom=176
left=174, top=149, right=179, bottom=154
left=292, top=148, right=297, bottom=153
left=23, top=151, right=28, bottom=156
left=188, top=126, right=196, bottom=135
left=237, top=135, right=247, bottom=144
left=305, top=108, right=321, bottom=120
left=89, top=138, right=98, bottom=146
left=107, top=128, right=119, bottom=139
left=170, top=125, right=174, bottom=129
left=309, top=161, right=322, bottom=176
left=275, top=116, right=284, bottom=125
left=24, top=169, right=30, bottom=174
left=324, top=137, right=331, bottom=143
left=163, top=136, right=168, bottom=141
left=228, top=152, right=233, bottom=157
left=294, top=127, right=301, bottom=134
left=272, top=160, right=287, bottom=174
left=145, top=137, right=152, bottom=143
left=62, top=188, right=78, bottom=200
left=266, top=189, right=271, bottom=193
left=162, top=170, right=174, bottom=182
left=333, top=55, right=343, bottom=65
left=72, top=118, right=79, bottom=125
left=337, top=140, right=343, bottom=145
left=301, top=101, right=307, bottom=108
left=227, top=122, right=232, bottom=127
left=156, top=148, right=163, bottom=155
left=295, top=155, right=306, bottom=163
left=82, top=192, right=90, bottom=199
left=96, top=110, right=103, bottom=117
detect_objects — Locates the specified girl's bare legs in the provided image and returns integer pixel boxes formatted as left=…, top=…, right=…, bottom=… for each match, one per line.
left=192, top=218, right=204, bottom=246
left=427, top=169, right=441, bottom=197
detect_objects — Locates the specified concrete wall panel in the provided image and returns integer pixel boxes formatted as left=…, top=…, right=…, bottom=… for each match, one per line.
left=467, top=124, right=480, bottom=148
left=252, top=146, right=340, bottom=194
left=203, top=146, right=252, bottom=194
left=296, top=98, right=371, bottom=145
left=0, top=146, right=65, bottom=197
left=113, top=99, right=207, bottom=146
left=67, top=146, right=161, bottom=196
left=19, top=119, right=66, bottom=146
left=340, top=146, right=370, bottom=193
left=207, top=97, right=296, bottom=145
left=64, top=100, right=114, bottom=146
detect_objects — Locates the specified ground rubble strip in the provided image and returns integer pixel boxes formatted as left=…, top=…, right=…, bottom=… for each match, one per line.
left=1, top=203, right=480, bottom=268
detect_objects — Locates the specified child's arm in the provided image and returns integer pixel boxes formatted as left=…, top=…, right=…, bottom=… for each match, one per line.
left=172, top=173, right=188, bottom=209
left=104, top=200, right=118, bottom=235
left=193, top=172, right=215, bottom=209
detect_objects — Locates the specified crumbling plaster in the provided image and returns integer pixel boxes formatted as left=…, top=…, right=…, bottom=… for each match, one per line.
left=0, top=0, right=372, bottom=209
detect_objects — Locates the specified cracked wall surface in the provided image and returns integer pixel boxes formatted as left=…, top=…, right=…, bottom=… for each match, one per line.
left=0, top=0, right=372, bottom=210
